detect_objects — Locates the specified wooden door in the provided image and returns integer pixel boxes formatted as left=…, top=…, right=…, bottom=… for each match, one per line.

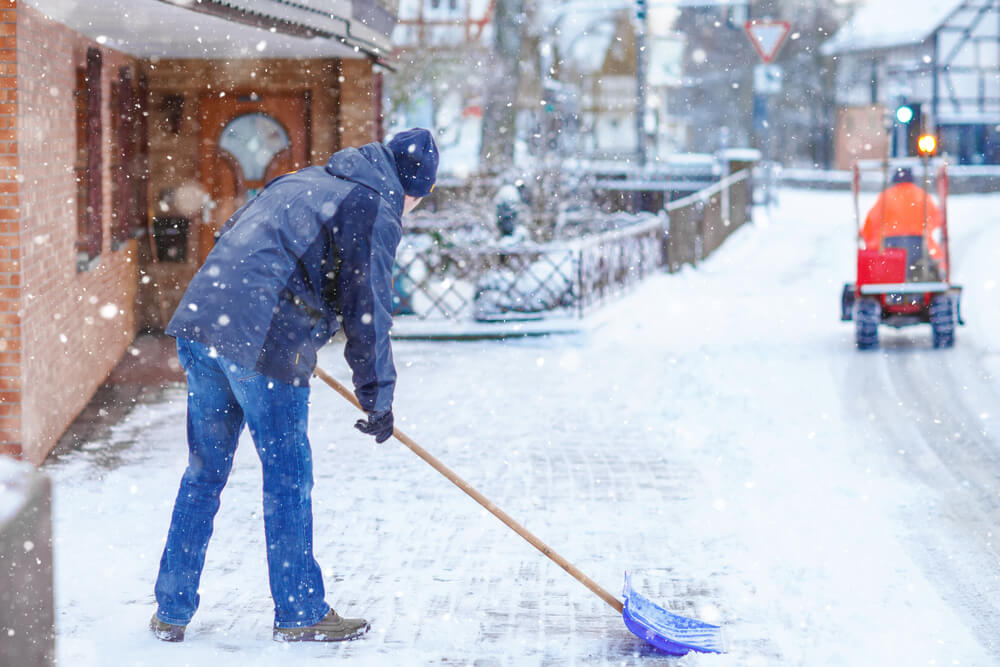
left=199, top=94, right=309, bottom=263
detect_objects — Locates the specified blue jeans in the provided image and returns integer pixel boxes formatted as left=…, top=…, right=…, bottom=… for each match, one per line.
left=155, top=338, right=330, bottom=628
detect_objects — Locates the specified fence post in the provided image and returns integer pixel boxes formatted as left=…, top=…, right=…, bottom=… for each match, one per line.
left=617, top=240, right=623, bottom=285
left=696, top=199, right=705, bottom=263
left=662, top=213, right=672, bottom=272
left=721, top=174, right=731, bottom=229
left=661, top=215, right=670, bottom=272
left=746, top=176, right=753, bottom=225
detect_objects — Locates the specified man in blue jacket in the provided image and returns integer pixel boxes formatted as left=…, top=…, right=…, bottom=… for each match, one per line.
left=150, top=129, right=438, bottom=643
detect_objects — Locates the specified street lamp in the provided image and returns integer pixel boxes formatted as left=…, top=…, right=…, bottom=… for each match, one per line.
left=917, top=131, right=938, bottom=279
left=917, top=133, right=937, bottom=157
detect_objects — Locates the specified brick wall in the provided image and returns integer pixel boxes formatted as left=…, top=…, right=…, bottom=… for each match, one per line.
left=339, top=58, right=376, bottom=148
left=0, top=4, right=380, bottom=461
left=14, top=6, right=138, bottom=463
left=0, top=1, right=18, bottom=458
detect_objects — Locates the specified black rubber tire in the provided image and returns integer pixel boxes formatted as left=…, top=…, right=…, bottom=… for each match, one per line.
left=854, top=297, right=880, bottom=350
left=930, top=294, right=956, bottom=349
left=841, top=284, right=855, bottom=321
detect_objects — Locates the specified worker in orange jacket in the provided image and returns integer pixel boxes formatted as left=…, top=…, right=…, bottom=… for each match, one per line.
left=862, top=166, right=946, bottom=277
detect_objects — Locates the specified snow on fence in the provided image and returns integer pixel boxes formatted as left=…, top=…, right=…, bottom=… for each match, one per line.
left=391, top=170, right=751, bottom=323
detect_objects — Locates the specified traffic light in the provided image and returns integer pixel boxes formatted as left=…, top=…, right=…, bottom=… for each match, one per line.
left=636, top=0, right=646, bottom=21
left=893, top=102, right=924, bottom=156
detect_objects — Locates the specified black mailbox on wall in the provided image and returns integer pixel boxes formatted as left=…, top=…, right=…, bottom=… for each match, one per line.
left=152, top=216, right=190, bottom=262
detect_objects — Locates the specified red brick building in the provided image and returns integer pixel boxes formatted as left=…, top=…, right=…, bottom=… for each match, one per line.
left=4, top=0, right=396, bottom=463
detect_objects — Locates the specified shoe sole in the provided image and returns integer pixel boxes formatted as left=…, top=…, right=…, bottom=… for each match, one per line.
left=150, top=623, right=185, bottom=642
left=272, top=621, right=370, bottom=643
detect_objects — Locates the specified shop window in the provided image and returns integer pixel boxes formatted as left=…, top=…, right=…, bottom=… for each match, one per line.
left=135, top=74, right=150, bottom=240
left=985, top=125, right=1000, bottom=164
left=111, top=66, right=137, bottom=248
left=75, top=47, right=103, bottom=271
left=109, top=80, right=120, bottom=246
left=938, top=124, right=994, bottom=165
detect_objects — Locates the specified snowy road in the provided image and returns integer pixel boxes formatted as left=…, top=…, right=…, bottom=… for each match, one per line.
left=838, top=191, right=1000, bottom=660
left=46, top=188, right=1000, bottom=665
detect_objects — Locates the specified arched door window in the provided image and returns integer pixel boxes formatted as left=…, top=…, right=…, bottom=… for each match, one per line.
left=219, top=113, right=290, bottom=197
left=199, top=95, right=308, bottom=265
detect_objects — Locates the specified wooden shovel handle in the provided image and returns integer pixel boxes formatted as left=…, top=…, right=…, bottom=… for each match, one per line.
left=314, top=366, right=624, bottom=614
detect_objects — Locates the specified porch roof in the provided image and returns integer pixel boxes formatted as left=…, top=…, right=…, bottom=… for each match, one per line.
left=821, top=0, right=964, bottom=55
left=24, top=0, right=395, bottom=60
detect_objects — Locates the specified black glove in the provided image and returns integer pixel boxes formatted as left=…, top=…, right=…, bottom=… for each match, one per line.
left=354, top=409, right=394, bottom=443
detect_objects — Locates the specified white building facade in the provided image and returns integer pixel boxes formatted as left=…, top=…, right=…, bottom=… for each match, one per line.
left=824, top=0, right=1000, bottom=166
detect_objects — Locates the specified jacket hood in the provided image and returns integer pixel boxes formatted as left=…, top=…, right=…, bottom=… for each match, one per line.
left=325, top=143, right=404, bottom=215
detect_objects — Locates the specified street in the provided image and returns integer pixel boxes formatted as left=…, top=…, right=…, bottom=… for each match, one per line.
left=47, top=188, right=1000, bottom=665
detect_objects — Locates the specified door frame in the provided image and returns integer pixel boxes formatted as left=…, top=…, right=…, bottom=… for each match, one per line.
left=198, top=92, right=311, bottom=263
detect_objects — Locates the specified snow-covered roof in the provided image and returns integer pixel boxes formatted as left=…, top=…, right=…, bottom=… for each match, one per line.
left=544, top=4, right=632, bottom=75
left=557, top=17, right=617, bottom=74
left=822, top=0, right=964, bottom=55
left=24, top=0, right=394, bottom=59
left=199, top=0, right=394, bottom=53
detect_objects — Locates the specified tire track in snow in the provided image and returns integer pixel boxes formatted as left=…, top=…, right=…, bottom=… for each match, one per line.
left=890, top=348, right=1000, bottom=658
left=846, top=344, right=1000, bottom=659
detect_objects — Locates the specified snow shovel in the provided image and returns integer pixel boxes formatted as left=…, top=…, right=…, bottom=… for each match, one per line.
left=314, top=366, right=726, bottom=656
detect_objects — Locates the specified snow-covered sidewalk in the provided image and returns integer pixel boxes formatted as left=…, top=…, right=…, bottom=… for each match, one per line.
left=46, top=189, right=1000, bottom=665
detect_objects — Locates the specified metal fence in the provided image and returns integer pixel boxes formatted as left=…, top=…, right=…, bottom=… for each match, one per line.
left=573, top=216, right=667, bottom=315
left=392, top=169, right=751, bottom=322
left=665, top=169, right=752, bottom=272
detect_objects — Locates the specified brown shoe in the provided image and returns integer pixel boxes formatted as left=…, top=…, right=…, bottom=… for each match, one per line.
left=149, top=613, right=186, bottom=642
left=273, top=609, right=370, bottom=642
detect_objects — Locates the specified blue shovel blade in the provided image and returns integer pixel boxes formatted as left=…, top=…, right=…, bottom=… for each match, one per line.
left=622, top=571, right=726, bottom=656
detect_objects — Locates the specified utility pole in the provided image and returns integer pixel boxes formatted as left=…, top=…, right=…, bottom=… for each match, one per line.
left=480, top=0, right=523, bottom=170
left=635, top=0, right=648, bottom=167
left=746, top=0, right=787, bottom=206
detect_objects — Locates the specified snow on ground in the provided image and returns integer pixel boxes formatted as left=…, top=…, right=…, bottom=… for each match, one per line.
left=0, top=457, right=37, bottom=525
left=45, top=188, right=1000, bottom=665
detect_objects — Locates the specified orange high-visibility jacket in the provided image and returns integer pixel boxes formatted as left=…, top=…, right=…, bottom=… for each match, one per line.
left=862, top=182, right=946, bottom=273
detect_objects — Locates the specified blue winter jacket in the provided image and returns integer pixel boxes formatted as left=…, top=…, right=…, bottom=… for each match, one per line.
left=165, top=143, right=404, bottom=414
